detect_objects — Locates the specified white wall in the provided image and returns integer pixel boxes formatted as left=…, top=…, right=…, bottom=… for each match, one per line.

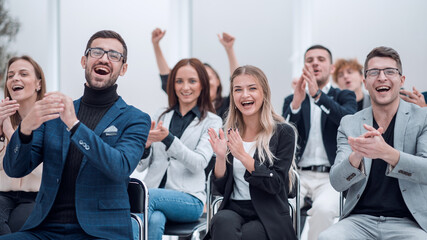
left=192, top=0, right=294, bottom=114
left=311, top=0, right=427, bottom=91
left=6, top=0, right=427, bottom=117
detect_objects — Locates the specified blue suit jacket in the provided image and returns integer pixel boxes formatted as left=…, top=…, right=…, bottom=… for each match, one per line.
left=3, top=97, right=150, bottom=240
left=282, top=87, right=356, bottom=165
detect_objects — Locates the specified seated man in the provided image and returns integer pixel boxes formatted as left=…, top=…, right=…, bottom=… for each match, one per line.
left=319, top=46, right=427, bottom=239
left=1, top=30, right=150, bottom=240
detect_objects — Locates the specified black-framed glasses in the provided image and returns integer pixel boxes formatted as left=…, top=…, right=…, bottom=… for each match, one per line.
left=85, top=48, right=124, bottom=62
left=365, top=68, right=401, bottom=79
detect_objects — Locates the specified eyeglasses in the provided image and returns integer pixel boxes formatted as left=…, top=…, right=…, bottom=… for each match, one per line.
left=364, top=68, right=401, bottom=79
left=85, top=48, right=124, bottom=62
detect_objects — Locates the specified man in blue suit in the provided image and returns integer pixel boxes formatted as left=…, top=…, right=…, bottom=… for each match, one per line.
left=282, top=45, right=357, bottom=239
left=1, top=30, right=150, bottom=239
left=319, top=46, right=427, bottom=239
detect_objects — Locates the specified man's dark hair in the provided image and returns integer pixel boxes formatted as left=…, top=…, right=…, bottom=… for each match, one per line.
left=364, top=46, right=402, bottom=78
left=305, top=45, right=333, bottom=63
left=85, top=30, right=127, bottom=63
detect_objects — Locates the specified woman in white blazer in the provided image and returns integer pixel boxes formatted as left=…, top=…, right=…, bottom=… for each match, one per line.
left=136, top=58, right=222, bottom=240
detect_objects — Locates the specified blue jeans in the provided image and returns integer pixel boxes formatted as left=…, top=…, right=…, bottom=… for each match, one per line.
left=147, top=189, right=204, bottom=240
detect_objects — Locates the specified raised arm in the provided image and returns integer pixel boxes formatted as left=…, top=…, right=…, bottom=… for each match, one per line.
left=218, top=32, right=239, bottom=75
left=152, top=28, right=170, bottom=75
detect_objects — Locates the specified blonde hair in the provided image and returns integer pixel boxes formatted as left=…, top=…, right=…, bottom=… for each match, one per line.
left=225, top=65, right=296, bottom=190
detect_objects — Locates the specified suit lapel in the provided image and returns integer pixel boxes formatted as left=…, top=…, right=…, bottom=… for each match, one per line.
left=93, top=97, right=125, bottom=136
left=302, top=96, right=311, bottom=140
left=394, top=100, right=410, bottom=152
left=321, top=88, right=335, bottom=130
left=80, top=97, right=125, bottom=168
left=180, top=116, right=199, bottom=141
left=361, top=108, right=374, bottom=176
left=161, top=111, right=173, bottom=130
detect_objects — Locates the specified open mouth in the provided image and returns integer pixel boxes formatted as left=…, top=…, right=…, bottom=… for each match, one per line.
left=241, top=101, right=254, bottom=106
left=313, top=69, right=320, bottom=74
left=181, top=92, right=192, bottom=96
left=94, top=66, right=111, bottom=75
left=12, top=85, right=24, bottom=92
left=376, top=86, right=390, bottom=93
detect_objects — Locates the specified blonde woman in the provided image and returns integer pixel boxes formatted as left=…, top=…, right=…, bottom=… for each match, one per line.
left=0, top=56, right=45, bottom=235
left=206, top=65, right=297, bottom=240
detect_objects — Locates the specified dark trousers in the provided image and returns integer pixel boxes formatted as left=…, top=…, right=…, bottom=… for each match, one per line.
left=0, top=191, right=37, bottom=235
left=210, top=200, right=268, bottom=240
left=0, top=223, right=104, bottom=240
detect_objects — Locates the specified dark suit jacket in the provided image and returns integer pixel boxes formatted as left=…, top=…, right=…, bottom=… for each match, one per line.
left=3, top=97, right=150, bottom=240
left=208, top=123, right=297, bottom=240
left=282, top=87, right=356, bottom=165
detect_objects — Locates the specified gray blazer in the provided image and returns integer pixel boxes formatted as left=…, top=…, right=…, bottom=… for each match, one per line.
left=137, top=110, right=222, bottom=203
left=361, top=93, right=371, bottom=110
left=330, top=99, right=427, bottom=231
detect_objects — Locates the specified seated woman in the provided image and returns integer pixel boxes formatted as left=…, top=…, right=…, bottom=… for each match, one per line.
left=205, top=65, right=297, bottom=240
left=0, top=56, right=45, bottom=235
left=136, top=58, right=222, bottom=240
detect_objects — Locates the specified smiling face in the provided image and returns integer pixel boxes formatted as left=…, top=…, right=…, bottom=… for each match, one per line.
left=174, top=65, right=202, bottom=110
left=81, top=38, right=128, bottom=90
left=232, top=74, right=264, bottom=119
left=6, top=59, right=41, bottom=104
left=305, top=49, right=334, bottom=88
left=364, top=57, right=405, bottom=107
left=336, top=66, right=363, bottom=92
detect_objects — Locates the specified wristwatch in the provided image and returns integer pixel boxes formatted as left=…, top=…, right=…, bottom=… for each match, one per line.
left=312, top=89, right=322, bottom=99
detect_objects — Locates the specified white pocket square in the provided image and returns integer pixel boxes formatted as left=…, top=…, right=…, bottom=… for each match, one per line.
left=103, top=125, right=118, bottom=136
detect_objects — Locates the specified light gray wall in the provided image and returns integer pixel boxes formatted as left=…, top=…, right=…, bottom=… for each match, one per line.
left=192, top=0, right=294, bottom=115
left=311, top=0, right=427, bottom=92
left=5, top=0, right=427, bottom=116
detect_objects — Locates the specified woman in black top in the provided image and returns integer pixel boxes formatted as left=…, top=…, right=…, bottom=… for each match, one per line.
left=206, top=65, right=297, bottom=240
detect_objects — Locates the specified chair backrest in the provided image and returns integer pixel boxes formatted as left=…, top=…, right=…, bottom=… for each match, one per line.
left=128, top=178, right=149, bottom=240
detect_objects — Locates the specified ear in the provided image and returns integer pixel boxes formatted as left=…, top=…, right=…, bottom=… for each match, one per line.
left=363, top=78, right=367, bottom=89
left=119, top=63, right=128, bottom=76
left=330, top=64, right=335, bottom=75
left=400, top=75, right=405, bottom=87
left=36, top=79, right=41, bottom=91
left=81, top=56, right=87, bottom=69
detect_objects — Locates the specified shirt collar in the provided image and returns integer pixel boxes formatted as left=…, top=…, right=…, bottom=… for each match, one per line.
left=173, top=104, right=201, bottom=119
left=321, top=81, right=332, bottom=94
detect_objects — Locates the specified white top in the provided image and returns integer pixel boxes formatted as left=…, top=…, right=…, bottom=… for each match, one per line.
left=292, top=82, right=331, bottom=167
left=231, top=141, right=256, bottom=200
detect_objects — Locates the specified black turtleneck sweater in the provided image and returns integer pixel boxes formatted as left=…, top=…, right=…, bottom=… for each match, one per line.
left=45, top=84, right=119, bottom=224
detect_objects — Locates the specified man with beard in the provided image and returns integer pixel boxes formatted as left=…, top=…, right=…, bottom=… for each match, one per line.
left=282, top=45, right=357, bottom=239
left=319, top=46, right=427, bottom=239
left=1, top=30, right=150, bottom=239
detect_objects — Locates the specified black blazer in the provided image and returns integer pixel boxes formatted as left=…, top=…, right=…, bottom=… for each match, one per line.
left=282, top=87, right=356, bottom=166
left=208, top=123, right=297, bottom=240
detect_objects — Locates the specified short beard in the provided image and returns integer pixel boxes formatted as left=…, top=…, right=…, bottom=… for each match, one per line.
left=84, top=68, right=118, bottom=90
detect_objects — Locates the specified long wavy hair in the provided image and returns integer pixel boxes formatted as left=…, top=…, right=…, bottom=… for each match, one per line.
left=224, top=65, right=296, bottom=189
left=159, top=58, right=215, bottom=121
left=4, top=56, right=46, bottom=129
